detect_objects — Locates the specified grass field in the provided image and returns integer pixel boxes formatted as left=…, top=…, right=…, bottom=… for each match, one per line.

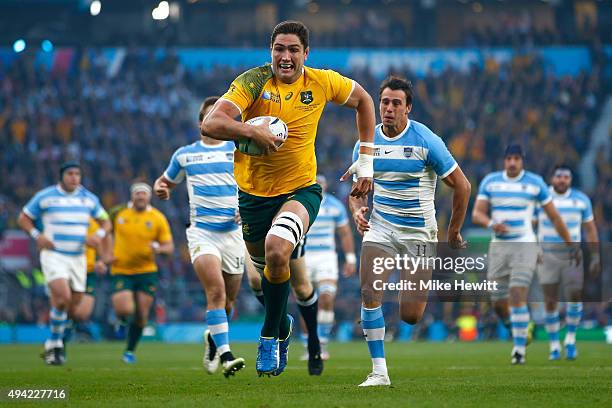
left=1, top=341, right=611, bottom=407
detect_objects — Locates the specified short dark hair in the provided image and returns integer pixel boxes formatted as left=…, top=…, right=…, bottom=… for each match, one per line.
left=379, top=76, right=413, bottom=106
left=270, top=20, right=309, bottom=49
left=59, top=161, right=81, bottom=179
left=504, top=144, right=524, bottom=158
left=199, top=96, right=219, bottom=123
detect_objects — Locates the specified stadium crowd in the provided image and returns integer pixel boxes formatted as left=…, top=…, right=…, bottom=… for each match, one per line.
left=189, top=7, right=608, bottom=48
left=0, top=45, right=609, bottom=338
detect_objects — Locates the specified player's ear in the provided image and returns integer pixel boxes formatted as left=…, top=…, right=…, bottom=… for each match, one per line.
left=406, top=103, right=412, bottom=114
left=304, top=46, right=309, bottom=61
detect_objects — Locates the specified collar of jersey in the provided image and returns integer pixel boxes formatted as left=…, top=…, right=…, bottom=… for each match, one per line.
left=379, top=119, right=410, bottom=142
left=550, top=186, right=572, bottom=198
left=200, top=140, right=226, bottom=149
left=502, top=170, right=524, bottom=182
left=56, top=183, right=81, bottom=196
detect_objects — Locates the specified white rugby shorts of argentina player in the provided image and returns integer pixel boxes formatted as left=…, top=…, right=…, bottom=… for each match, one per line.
left=538, top=247, right=583, bottom=292
left=40, top=249, right=87, bottom=292
left=187, top=226, right=245, bottom=274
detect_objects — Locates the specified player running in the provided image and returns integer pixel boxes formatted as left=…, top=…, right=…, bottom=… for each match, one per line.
left=110, top=182, right=174, bottom=364
left=301, top=174, right=356, bottom=360
left=472, top=144, right=575, bottom=365
left=154, top=96, right=247, bottom=377
left=342, top=76, right=471, bottom=387
left=17, top=162, right=112, bottom=365
left=202, top=21, right=375, bottom=377
left=536, top=164, right=600, bottom=361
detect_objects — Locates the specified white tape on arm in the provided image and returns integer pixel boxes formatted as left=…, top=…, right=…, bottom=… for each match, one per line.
left=356, top=153, right=374, bottom=178
left=29, top=228, right=41, bottom=240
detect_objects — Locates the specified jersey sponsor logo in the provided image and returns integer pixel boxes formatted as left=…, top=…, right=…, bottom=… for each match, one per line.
left=384, top=149, right=393, bottom=155
left=262, top=91, right=271, bottom=100
left=404, top=147, right=413, bottom=158
left=285, top=92, right=293, bottom=100
left=145, top=221, right=153, bottom=230
left=300, top=90, right=313, bottom=105
left=185, top=154, right=204, bottom=163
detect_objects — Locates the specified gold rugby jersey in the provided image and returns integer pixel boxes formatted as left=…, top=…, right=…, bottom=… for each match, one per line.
left=222, top=64, right=354, bottom=197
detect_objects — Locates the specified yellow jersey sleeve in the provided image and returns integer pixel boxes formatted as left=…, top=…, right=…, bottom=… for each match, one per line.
left=156, top=212, right=173, bottom=244
left=85, top=219, right=99, bottom=273
left=323, top=69, right=355, bottom=105
left=221, top=65, right=274, bottom=114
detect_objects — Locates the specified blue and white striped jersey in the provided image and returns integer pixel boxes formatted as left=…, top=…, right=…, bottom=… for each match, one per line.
left=164, top=140, right=238, bottom=232
left=352, top=120, right=457, bottom=237
left=537, top=187, right=593, bottom=244
left=305, top=193, right=348, bottom=253
left=477, top=170, right=551, bottom=242
left=23, top=185, right=106, bottom=256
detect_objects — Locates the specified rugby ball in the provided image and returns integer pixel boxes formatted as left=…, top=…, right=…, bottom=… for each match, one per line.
left=236, top=116, right=288, bottom=156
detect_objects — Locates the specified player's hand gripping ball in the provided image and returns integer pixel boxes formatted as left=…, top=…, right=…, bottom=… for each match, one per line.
left=236, top=116, right=288, bottom=156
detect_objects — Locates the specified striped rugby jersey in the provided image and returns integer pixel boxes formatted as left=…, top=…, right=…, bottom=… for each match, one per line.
left=477, top=170, right=551, bottom=242
left=305, top=193, right=348, bottom=253
left=537, top=187, right=593, bottom=245
left=23, top=185, right=107, bottom=256
left=352, top=120, right=457, bottom=237
left=164, top=140, right=238, bottom=232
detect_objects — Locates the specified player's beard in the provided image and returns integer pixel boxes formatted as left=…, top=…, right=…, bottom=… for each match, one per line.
left=553, top=184, right=569, bottom=194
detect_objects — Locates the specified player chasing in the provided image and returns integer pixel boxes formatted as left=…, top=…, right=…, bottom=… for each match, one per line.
left=154, top=96, right=246, bottom=377
left=17, top=162, right=112, bottom=365
left=202, top=20, right=375, bottom=376
left=110, top=182, right=174, bottom=364
left=342, top=76, right=471, bottom=386
left=301, top=174, right=356, bottom=360
left=536, top=165, right=601, bottom=361
left=472, top=145, right=575, bottom=365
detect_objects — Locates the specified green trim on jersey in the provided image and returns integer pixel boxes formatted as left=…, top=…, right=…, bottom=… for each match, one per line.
left=108, top=203, right=128, bottom=224
left=234, top=64, right=274, bottom=102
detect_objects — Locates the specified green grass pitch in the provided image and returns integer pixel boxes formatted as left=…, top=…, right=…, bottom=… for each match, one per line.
left=1, top=341, right=610, bottom=407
